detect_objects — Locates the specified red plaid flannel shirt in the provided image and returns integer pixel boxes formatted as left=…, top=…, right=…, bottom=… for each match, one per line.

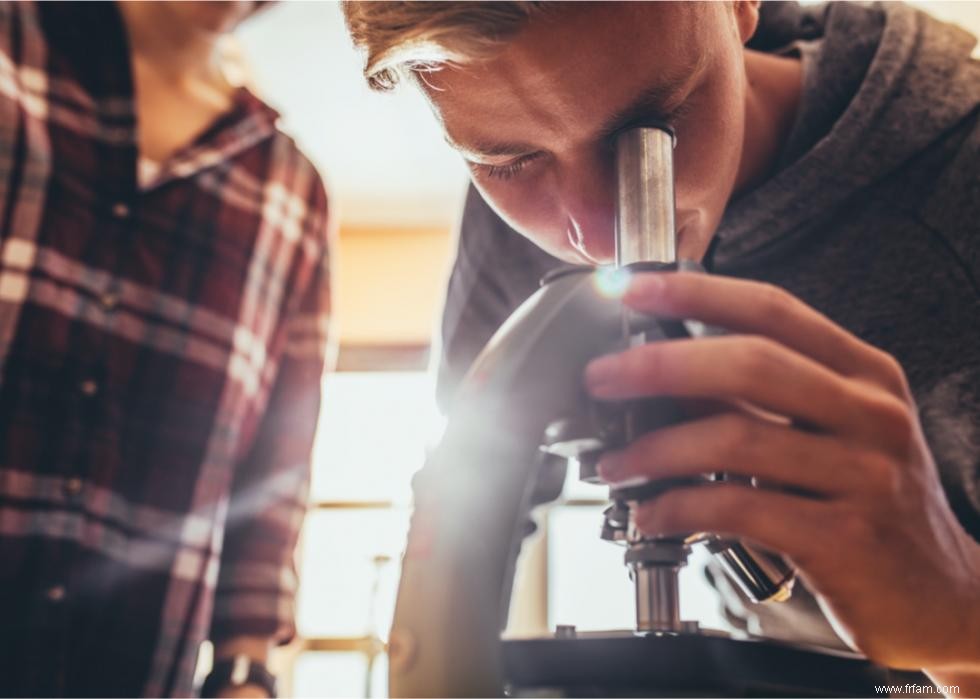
left=0, top=3, right=332, bottom=696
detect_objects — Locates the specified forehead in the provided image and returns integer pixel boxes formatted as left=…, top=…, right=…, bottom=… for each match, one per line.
left=423, top=2, right=715, bottom=152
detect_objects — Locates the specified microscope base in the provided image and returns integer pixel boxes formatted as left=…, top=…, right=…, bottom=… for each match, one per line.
left=502, top=632, right=924, bottom=697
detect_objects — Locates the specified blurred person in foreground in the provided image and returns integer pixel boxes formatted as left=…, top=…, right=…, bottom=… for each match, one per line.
left=0, top=2, right=332, bottom=696
left=345, top=2, right=980, bottom=695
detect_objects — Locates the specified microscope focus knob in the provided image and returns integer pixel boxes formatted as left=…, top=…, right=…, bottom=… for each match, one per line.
left=600, top=501, right=630, bottom=542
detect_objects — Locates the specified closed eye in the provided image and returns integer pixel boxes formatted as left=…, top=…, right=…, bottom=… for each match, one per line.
left=469, top=152, right=543, bottom=181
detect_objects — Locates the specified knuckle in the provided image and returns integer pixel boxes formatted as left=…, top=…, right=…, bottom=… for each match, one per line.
left=732, top=336, right=780, bottom=385
left=727, top=335, right=785, bottom=398
left=758, top=282, right=796, bottom=322
left=870, top=348, right=911, bottom=396
left=866, top=392, right=916, bottom=444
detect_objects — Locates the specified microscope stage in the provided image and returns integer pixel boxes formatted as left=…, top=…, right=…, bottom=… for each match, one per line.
left=502, top=631, right=918, bottom=697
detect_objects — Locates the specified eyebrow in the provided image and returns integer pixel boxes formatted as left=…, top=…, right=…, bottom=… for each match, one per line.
left=445, top=51, right=708, bottom=160
left=443, top=134, right=539, bottom=160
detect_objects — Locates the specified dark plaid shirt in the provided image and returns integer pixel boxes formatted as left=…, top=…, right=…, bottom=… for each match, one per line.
left=0, top=3, right=331, bottom=696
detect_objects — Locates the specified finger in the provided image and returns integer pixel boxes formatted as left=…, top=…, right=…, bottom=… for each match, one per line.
left=633, top=482, right=826, bottom=567
left=585, top=334, right=880, bottom=438
left=596, top=411, right=872, bottom=497
left=624, top=272, right=909, bottom=398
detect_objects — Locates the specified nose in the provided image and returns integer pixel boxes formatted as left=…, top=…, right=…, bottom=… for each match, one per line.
left=556, top=151, right=616, bottom=264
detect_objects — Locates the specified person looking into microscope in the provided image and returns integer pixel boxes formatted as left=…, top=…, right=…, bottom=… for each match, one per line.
left=0, top=2, right=331, bottom=696
left=344, top=1, right=980, bottom=694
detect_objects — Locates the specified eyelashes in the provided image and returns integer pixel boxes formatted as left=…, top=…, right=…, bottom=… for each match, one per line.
left=472, top=152, right=543, bottom=181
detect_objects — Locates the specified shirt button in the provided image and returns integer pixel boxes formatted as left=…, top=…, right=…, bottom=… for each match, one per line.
left=64, top=477, right=83, bottom=497
left=79, top=379, right=99, bottom=397
left=46, top=585, right=66, bottom=602
left=111, top=202, right=130, bottom=218
left=100, top=291, right=119, bottom=311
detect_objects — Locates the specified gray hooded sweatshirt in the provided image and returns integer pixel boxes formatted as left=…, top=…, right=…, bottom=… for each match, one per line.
left=435, top=2, right=980, bottom=650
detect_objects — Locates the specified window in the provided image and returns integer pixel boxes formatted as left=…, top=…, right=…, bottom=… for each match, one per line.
left=282, top=364, right=727, bottom=697
left=283, top=368, right=439, bottom=697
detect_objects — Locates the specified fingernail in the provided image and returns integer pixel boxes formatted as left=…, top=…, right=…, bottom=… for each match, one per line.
left=584, top=355, right=618, bottom=394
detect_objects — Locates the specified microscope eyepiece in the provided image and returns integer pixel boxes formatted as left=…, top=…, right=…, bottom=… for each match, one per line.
left=614, top=125, right=677, bottom=267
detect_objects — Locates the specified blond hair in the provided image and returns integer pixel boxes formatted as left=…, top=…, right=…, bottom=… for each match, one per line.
left=343, top=1, right=554, bottom=91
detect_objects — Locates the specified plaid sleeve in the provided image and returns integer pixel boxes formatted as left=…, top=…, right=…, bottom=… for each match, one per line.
left=209, top=182, right=334, bottom=645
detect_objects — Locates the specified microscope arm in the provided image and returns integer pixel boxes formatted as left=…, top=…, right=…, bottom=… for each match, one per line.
left=388, top=270, right=625, bottom=697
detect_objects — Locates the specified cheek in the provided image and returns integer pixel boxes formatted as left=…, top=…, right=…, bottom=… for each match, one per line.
left=675, top=103, right=742, bottom=201
left=470, top=179, right=575, bottom=261
left=672, top=63, right=746, bottom=251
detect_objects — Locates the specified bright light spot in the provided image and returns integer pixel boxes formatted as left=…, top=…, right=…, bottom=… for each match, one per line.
left=309, top=371, right=441, bottom=504
left=593, top=266, right=632, bottom=299
left=297, top=509, right=408, bottom=639
left=299, top=371, right=440, bottom=644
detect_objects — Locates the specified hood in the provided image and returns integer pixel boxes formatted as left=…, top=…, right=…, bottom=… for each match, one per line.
left=711, top=1, right=980, bottom=269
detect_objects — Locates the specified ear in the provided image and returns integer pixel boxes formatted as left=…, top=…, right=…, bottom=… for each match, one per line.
left=732, top=0, right=761, bottom=44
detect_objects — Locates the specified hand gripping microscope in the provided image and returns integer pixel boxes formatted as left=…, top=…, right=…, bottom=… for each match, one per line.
left=387, top=124, right=909, bottom=697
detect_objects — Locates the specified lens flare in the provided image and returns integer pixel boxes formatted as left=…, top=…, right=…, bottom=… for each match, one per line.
left=593, top=266, right=631, bottom=299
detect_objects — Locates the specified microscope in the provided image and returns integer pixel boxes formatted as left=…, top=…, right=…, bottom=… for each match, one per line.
left=387, top=124, right=912, bottom=696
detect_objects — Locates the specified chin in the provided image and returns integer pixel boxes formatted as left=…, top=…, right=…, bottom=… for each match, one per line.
left=551, top=249, right=596, bottom=267
left=518, top=234, right=598, bottom=267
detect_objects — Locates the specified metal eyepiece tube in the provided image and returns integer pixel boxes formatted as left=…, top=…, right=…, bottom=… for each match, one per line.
left=614, top=126, right=676, bottom=266
left=614, top=125, right=685, bottom=634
